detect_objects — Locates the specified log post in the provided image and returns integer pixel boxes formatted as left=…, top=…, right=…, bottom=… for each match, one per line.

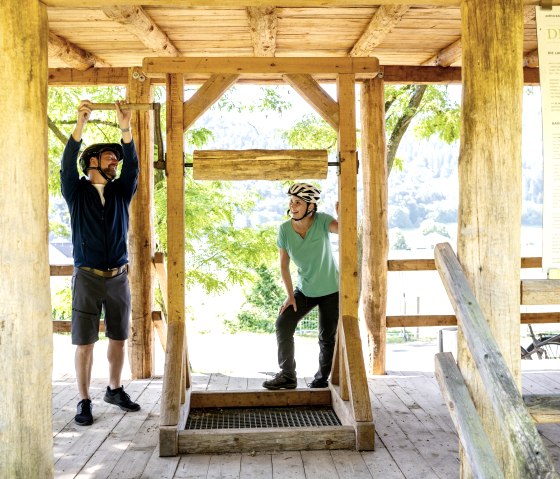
left=360, top=77, right=388, bottom=375
left=459, top=0, right=523, bottom=476
left=0, top=1, right=52, bottom=477
left=128, top=66, right=155, bottom=379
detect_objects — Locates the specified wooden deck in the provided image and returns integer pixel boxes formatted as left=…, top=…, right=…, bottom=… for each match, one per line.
left=53, top=369, right=560, bottom=478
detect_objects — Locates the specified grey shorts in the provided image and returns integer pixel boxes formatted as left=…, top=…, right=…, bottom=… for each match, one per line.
left=71, top=267, right=131, bottom=345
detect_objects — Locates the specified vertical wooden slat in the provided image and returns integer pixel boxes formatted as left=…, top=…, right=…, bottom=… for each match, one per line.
left=459, top=0, right=524, bottom=476
left=360, top=77, right=388, bottom=375
left=161, top=73, right=185, bottom=428
left=128, top=66, right=155, bottom=379
left=0, top=1, right=52, bottom=477
left=337, top=75, right=373, bottom=436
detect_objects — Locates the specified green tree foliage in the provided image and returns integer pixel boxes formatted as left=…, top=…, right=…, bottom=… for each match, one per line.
left=281, top=114, right=337, bottom=152
left=225, top=265, right=284, bottom=333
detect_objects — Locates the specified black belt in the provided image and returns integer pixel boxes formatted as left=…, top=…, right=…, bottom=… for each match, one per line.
left=79, top=265, right=127, bottom=278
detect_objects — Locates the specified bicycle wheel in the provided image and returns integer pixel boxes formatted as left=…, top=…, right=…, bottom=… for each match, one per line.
left=526, top=340, right=560, bottom=359
left=521, top=346, right=532, bottom=360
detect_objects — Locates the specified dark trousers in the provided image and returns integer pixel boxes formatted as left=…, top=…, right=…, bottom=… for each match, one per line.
left=276, top=289, right=339, bottom=381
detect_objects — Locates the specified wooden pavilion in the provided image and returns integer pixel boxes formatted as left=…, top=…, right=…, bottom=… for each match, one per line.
left=3, top=1, right=560, bottom=477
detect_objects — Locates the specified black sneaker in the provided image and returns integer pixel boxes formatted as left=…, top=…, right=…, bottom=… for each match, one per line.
left=262, top=372, right=297, bottom=390
left=75, top=399, right=93, bottom=426
left=309, top=378, right=329, bottom=388
left=104, top=386, right=141, bottom=412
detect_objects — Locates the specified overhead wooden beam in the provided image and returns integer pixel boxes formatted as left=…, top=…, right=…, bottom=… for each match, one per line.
left=192, top=149, right=328, bottom=180
left=48, top=31, right=109, bottom=70
left=521, top=279, right=560, bottom=305
left=40, top=0, right=560, bottom=7
left=422, top=38, right=462, bottom=67
left=183, top=74, right=239, bottom=131
left=102, top=5, right=180, bottom=56
left=143, top=57, right=380, bottom=77
left=350, top=5, right=410, bottom=57
left=247, top=6, right=277, bottom=57
left=283, top=74, right=339, bottom=129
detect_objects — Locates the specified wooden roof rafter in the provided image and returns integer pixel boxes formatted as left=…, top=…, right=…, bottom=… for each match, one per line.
left=48, top=31, right=109, bottom=70
left=102, top=5, right=180, bottom=56
left=246, top=6, right=278, bottom=57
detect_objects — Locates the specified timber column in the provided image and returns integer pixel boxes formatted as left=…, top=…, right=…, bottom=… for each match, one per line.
left=459, top=0, right=523, bottom=476
left=128, top=67, right=155, bottom=378
left=0, top=1, right=52, bottom=477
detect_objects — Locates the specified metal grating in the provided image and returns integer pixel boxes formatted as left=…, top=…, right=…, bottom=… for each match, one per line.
left=185, top=406, right=341, bottom=430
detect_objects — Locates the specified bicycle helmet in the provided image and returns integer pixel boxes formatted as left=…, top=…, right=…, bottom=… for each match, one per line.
left=79, top=142, right=124, bottom=180
left=287, top=183, right=321, bottom=204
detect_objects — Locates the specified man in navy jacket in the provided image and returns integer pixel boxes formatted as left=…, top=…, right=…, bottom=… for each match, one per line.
left=61, top=99, right=140, bottom=426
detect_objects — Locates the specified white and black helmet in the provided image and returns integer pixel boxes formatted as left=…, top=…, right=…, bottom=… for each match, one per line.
left=287, top=183, right=321, bottom=204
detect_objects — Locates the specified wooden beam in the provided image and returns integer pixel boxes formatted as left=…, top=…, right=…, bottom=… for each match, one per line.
left=434, top=353, right=505, bottom=479
left=153, top=252, right=168, bottom=313
left=39, top=0, right=560, bottom=7
left=524, top=49, right=539, bottom=68
left=143, top=57, right=380, bottom=77
left=422, top=39, right=462, bottom=67
left=48, top=31, right=109, bottom=70
left=524, top=395, right=560, bottom=423
left=192, top=149, right=328, bottom=181
left=189, top=389, right=332, bottom=408
left=521, top=279, right=560, bottom=305
left=246, top=7, right=277, bottom=57
left=152, top=311, right=167, bottom=352
left=350, top=5, right=410, bottom=57
left=48, top=67, right=129, bottom=85
left=128, top=66, right=155, bottom=379
left=360, top=77, right=388, bottom=375
left=2, top=1, right=52, bottom=476
left=102, top=5, right=180, bottom=56
left=435, top=243, right=557, bottom=477
left=183, top=74, right=239, bottom=131
left=283, top=74, right=339, bottom=130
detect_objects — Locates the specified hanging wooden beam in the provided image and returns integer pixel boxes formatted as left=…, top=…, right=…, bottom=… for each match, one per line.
left=102, top=5, right=180, bottom=56
left=193, top=149, right=328, bottom=181
left=247, top=7, right=277, bottom=57
left=183, top=74, right=239, bottom=131
left=2, top=1, right=53, bottom=476
left=128, top=66, right=155, bottom=379
left=48, top=31, right=109, bottom=70
left=350, top=5, right=410, bottom=57
left=143, top=57, right=380, bottom=77
left=360, top=77, right=388, bottom=376
left=283, top=74, right=339, bottom=130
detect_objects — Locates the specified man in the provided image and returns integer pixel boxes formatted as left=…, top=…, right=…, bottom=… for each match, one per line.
left=61, top=99, right=140, bottom=426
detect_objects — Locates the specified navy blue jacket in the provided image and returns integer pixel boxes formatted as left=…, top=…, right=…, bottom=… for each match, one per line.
left=61, top=136, right=139, bottom=269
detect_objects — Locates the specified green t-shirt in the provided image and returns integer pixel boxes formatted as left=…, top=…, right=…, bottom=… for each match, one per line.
left=277, top=212, right=339, bottom=297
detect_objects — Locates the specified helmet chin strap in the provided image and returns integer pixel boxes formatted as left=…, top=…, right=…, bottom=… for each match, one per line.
left=291, top=203, right=314, bottom=222
left=86, top=165, right=113, bottom=183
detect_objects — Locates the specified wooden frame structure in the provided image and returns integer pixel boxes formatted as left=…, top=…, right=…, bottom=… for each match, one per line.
left=147, top=56, right=379, bottom=455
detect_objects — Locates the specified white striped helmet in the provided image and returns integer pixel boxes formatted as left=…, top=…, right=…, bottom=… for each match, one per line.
left=287, top=183, right=321, bottom=204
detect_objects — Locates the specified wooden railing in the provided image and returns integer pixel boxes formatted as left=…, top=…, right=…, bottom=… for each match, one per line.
left=434, top=243, right=559, bottom=478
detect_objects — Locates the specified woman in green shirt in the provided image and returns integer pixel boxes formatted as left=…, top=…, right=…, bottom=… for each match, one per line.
left=263, top=183, right=339, bottom=390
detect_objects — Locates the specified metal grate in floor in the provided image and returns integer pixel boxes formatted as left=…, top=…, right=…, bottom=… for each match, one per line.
left=185, top=406, right=342, bottom=430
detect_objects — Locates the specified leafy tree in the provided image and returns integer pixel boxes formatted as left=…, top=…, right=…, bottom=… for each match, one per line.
left=420, top=219, right=450, bottom=238
left=390, top=229, right=410, bottom=250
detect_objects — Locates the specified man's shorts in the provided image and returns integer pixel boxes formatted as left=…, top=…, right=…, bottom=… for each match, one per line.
left=71, top=266, right=131, bottom=345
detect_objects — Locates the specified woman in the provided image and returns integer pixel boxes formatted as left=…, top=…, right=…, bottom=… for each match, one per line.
left=263, top=183, right=339, bottom=390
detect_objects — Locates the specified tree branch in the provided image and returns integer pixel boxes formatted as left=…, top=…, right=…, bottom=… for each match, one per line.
left=47, top=116, right=69, bottom=145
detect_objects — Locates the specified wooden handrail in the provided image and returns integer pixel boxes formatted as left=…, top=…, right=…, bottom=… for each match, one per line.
left=434, top=352, right=504, bottom=479
left=434, top=242, right=558, bottom=477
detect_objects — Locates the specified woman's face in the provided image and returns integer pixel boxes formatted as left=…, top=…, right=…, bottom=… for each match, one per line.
left=289, top=196, right=308, bottom=216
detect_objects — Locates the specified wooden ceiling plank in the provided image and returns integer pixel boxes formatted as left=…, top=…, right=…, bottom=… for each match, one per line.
left=350, top=5, right=410, bottom=57
left=524, top=49, right=539, bottom=68
left=247, top=7, right=278, bottom=57
left=142, top=57, right=380, bottom=76
left=102, top=5, right=180, bottom=56
left=48, top=31, right=109, bottom=70
left=283, top=73, right=339, bottom=129
left=422, top=38, right=461, bottom=67
left=183, top=73, right=239, bottom=131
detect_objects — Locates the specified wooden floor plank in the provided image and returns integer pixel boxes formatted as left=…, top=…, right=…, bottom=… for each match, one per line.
left=207, top=373, right=230, bottom=391
left=271, top=452, right=306, bottom=479
left=330, top=450, right=373, bottom=479
left=300, top=450, right=339, bottom=479
left=141, top=446, right=181, bottom=479
left=239, top=452, right=273, bottom=479
left=173, top=454, right=212, bottom=479
left=227, top=375, right=249, bottom=391
left=207, top=453, right=242, bottom=479
left=360, top=433, right=406, bottom=478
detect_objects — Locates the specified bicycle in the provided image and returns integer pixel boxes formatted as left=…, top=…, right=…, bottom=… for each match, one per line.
left=521, top=324, right=560, bottom=360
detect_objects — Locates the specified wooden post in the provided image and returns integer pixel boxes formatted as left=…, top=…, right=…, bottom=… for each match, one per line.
left=128, top=66, right=155, bottom=379
left=360, top=77, right=388, bottom=375
left=0, top=1, right=52, bottom=477
left=460, top=0, right=523, bottom=476
left=160, top=73, right=185, bottom=437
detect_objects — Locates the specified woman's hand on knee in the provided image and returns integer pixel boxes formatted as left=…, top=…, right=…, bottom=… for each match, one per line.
left=280, top=295, right=297, bottom=314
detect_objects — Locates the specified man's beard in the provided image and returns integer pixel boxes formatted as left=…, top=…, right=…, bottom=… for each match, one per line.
left=103, top=167, right=116, bottom=179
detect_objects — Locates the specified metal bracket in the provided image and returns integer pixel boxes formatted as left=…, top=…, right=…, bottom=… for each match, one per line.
left=331, top=152, right=359, bottom=176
